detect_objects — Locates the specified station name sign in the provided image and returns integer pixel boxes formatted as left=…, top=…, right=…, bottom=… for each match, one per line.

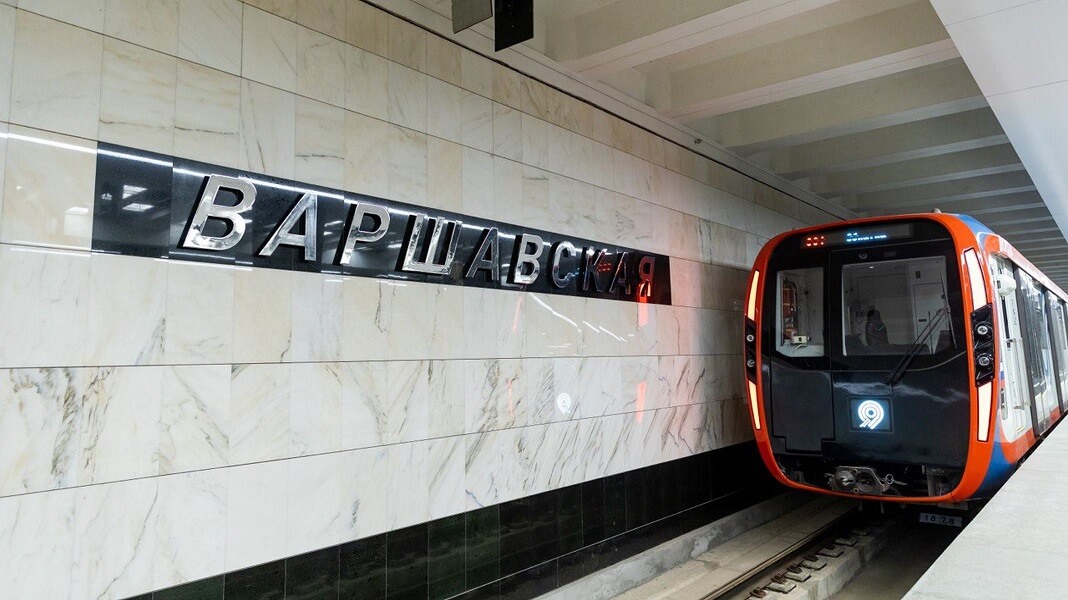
left=91, top=144, right=672, bottom=305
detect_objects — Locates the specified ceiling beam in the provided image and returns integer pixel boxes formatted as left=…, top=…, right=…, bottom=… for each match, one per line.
left=558, top=0, right=845, bottom=79
left=810, top=144, right=1023, bottom=195
left=845, top=171, right=1037, bottom=212
left=702, top=59, right=985, bottom=154
left=766, top=109, right=1007, bottom=178
left=664, top=2, right=955, bottom=120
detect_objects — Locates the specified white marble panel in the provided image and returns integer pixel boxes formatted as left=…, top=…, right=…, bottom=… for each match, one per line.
left=388, top=14, right=425, bottom=71
left=297, top=25, right=346, bottom=107
left=295, top=97, right=345, bottom=188
left=491, top=155, right=521, bottom=218
left=289, top=362, right=342, bottom=456
left=546, top=123, right=575, bottom=180
left=496, top=291, right=527, bottom=358
left=428, top=284, right=464, bottom=360
left=174, top=60, right=241, bottom=167
left=290, top=271, right=342, bottom=362
left=524, top=357, right=557, bottom=427
left=388, top=125, right=428, bottom=205
left=385, top=281, right=430, bottom=361
left=1, top=126, right=96, bottom=250
left=522, top=291, right=554, bottom=359
left=153, top=470, right=227, bottom=589
left=0, top=245, right=90, bottom=368
left=462, top=90, right=493, bottom=153
left=462, top=287, right=499, bottom=359
left=427, top=78, right=462, bottom=143
left=340, top=360, right=388, bottom=449
left=429, top=435, right=466, bottom=519
left=464, top=425, right=540, bottom=508
left=521, top=113, right=549, bottom=171
left=87, top=253, right=166, bottom=365
left=388, top=62, right=427, bottom=132
left=240, top=79, right=297, bottom=178
left=428, top=360, right=466, bottom=438
left=288, top=452, right=345, bottom=555
left=547, top=173, right=575, bottom=238
left=387, top=440, right=429, bottom=529
left=345, top=44, right=388, bottom=121
left=18, top=0, right=104, bottom=30
left=78, top=366, right=162, bottom=485
left=226, top=460, right=287, bottom=571
left=241, top=5, right=297, bottom=92
left=70, top=478, right=158, bottom=600
left=164, top=261, right=234, bottom=364
left=548, top=294, right=584, bottom=357
left=460, top=48, right=492, bottom=98
left=571, top=181, right=599, bottom=241
left=233, top=266, right=293, bottom=363
left=297, top=0, right=345, bottom=40
left=177, top=0, right=241, bottom=74
left=599, top=412, right=635, bottom=476
left=426, top=137, right=463, bottom=213
left=10, top=10, right=102, bottom=139
left=0, top=123, right=6, bottom=227
left=340, top=276, right=390, bottom=361
left=530, top=420, right=583, bottom=492
left=343, top=111, right=390, bottom=198
left=0, top=369, right=82, bottom=496
left=229, top=363, right=289, bottom=464
left=341, top=445, right=390, bottom=539
left=520, top=166, right=550, bottom=235
left=104, top=0, right=178, bottom=54
left=465, top=359, right=516, bottom=433
left=493, top=102, right=522, bottom=162
left=0, top=487, right=77, bottom=598
left=462, top=147, right=494, bottom=219
left=426, top=33, right=460, bottom=86
left=387, top=360, right=430, bottom=443
left=160, top=365, right=230, bottom=474
left=492, top=63, right=522, bottom=109
left=621, top=355, right=669, bottom=413
left=0, top=5, right=12, bottom=122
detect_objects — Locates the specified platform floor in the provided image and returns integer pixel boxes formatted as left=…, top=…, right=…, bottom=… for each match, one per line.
left=905, top=421, right=1068, bottom=599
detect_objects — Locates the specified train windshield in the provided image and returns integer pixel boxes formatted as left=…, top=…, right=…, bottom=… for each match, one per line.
left=840, top=256, right=954, bottom=356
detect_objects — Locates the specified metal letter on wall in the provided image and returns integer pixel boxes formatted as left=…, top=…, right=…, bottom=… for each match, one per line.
left=511, top=233, right=544, bottom=285
left=259, top=192, right=318, bottom=261
left=181, top=174, right=257, bottom=251
left=550, top=241, right=577, bottom=288
left=340, top=201, right=391, bottom=266
left=401, top=213, right=463, bottom=275
left=465, top=227, right=500, bottom=282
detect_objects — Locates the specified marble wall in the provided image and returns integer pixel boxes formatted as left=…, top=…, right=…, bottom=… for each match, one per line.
left=0, top=0, right=837, bottom=597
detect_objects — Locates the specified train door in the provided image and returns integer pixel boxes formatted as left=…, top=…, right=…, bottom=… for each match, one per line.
left=990, top=256, right=1032, bottom=438
left=1046, top=293, right=1068, bottom=413
left=1015, top=269, right=1057, bottom=435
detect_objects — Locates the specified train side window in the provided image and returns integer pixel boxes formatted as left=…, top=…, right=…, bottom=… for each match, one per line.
left=775, top=268, right=825, bottom=357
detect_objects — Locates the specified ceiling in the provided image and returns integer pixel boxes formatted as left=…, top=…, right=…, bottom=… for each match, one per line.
left=407, top=0, right=1068, bottom=287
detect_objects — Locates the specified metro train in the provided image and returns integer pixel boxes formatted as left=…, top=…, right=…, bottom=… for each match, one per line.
left=744, top=212, right=1068, bottom=504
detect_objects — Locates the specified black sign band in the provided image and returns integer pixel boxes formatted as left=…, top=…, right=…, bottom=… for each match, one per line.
left=92, top=143, right=672, bottom=305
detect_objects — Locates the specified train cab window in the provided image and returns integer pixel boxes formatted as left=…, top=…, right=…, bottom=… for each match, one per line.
left=775, top=268, right=825, bottom=357
left=841, top=256, right=953, bottom=356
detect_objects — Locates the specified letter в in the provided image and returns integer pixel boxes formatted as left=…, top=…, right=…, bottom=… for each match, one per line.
left=181, top=174, right=258, bottom=251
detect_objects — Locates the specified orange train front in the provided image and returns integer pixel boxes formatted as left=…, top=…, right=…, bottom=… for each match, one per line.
left=743, top=212, right=1068, bottom=504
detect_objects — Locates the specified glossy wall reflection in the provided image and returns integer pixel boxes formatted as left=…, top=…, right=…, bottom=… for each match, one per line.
left=130, top=444, right=780, bottom=600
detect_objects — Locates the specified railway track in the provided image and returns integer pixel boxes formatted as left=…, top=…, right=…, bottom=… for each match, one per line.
left=700, top=507, right=876, bottom=600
